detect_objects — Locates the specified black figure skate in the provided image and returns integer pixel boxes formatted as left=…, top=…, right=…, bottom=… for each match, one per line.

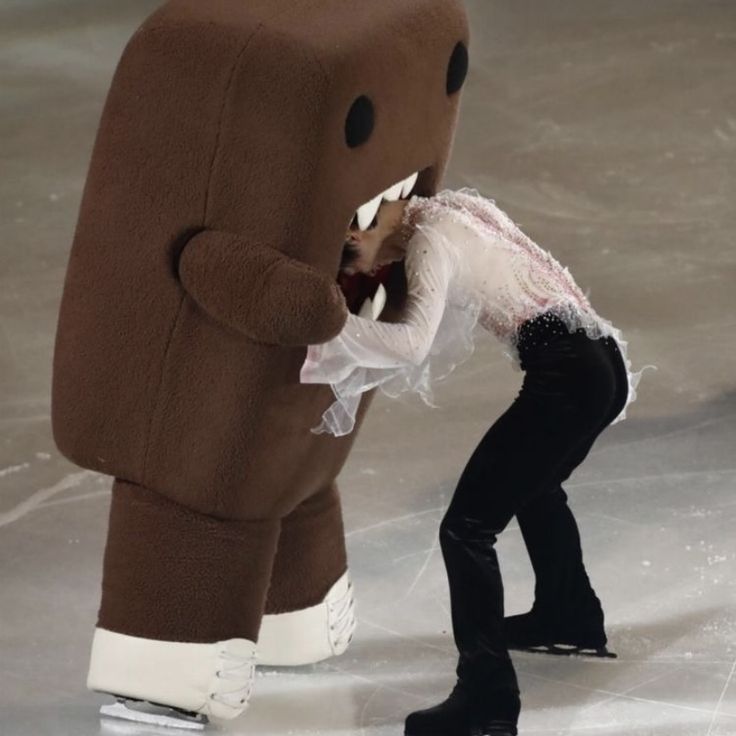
left=405, top=682, right=519, bottom=736
left=505, top=607, right=617, bottom=659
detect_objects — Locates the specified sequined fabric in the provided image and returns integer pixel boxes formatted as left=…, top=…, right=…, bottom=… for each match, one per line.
left=406, top=189, right=610, bottom=347
left=301, top=189, right=642, bottom=436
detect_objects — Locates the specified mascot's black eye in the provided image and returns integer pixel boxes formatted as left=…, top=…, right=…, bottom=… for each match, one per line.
left=446, top=41, right=469, bottom=95
left=345, top=95, right=374, bottom=148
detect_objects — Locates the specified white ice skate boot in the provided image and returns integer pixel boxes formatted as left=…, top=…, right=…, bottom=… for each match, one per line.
left=257, top=571, right=356, bottom=666
left=89, top=628, right=256, bottom=729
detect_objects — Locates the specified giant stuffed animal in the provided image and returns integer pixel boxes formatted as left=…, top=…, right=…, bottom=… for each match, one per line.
left=52, top=0, right=468, bottom=725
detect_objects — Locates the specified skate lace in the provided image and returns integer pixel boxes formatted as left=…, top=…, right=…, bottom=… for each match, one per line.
left=210, top=650, right=256, bottom=708
left=327, top=581, right=356, bottom=652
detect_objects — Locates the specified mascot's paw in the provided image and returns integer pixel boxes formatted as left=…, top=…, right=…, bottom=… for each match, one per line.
left=89, top=628, right=256, bottom=721
left=257, top=572, right=356, bottom=666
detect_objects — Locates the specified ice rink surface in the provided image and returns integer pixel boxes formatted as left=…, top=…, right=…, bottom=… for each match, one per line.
left=1, top=1, right=735, bottom=734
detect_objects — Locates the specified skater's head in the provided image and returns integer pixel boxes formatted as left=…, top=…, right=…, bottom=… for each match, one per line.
left=340, top=199, right=413, bottom=275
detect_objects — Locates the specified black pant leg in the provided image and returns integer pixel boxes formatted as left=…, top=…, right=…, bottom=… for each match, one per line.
left=440, top=322, right=622, bottom=699
left=515, top=336, right=630, bottom=619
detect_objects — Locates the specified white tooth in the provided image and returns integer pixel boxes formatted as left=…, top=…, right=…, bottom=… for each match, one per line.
left=358, top=297, right=374, bottom=319
left=383, top=181, right=403, bottom=202
left=401, top=172, right=418, bottom=198
left=372, top=283, right=387, bottom=320
left=356, top=194, right=382, bottom=230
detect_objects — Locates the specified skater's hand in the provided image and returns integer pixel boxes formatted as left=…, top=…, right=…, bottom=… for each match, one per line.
left=178, top=230, right=348, bottom=346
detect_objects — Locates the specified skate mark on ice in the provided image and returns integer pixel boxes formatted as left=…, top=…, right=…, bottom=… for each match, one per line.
left=578, top=510, right=644, bottom=528
left=358, top=685, right=382, bottom=733
left=324, top=661, right=424, bottom=700
left=403, top=531, right=440, bottom=599
left=346, top=506, right=444, bottom=539
left=0, top=470, right=95, bottom=528
left=590, top=410, right=736, bottom=455
left=706, top=657, right=736, bottom=735
left=436, top=596, right=451, bottom=621
left=577, top=665, right=683, bottom=715
left=393, top=545, right=439, bottom=564
left=516, top=667, right=736, bottom=719
left=567, top=467, right=736, bottom=492
left=0, top=462, right=30, bottom=479
left=0, top=413, right=50, bottom=428
left=41, top=488, right=111, bottom=509
left=359, top=617, right=452, bottom=655
left=611, top=657, right=736, bottom=665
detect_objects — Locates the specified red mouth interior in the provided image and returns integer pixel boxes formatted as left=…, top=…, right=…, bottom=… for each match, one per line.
left=338, top=261, right=404, bottom=315
left=337, top=165, right=431, bottom=315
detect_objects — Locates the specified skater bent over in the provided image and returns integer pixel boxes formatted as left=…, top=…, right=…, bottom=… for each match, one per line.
left=301, top=189, right=642, bottom=736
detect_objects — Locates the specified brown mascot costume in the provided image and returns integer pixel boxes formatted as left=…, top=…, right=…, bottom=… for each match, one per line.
left=52, top=0, right=468, bottom=724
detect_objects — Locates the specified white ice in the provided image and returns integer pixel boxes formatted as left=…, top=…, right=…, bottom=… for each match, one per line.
left=1, top=0, right=735, bottom=735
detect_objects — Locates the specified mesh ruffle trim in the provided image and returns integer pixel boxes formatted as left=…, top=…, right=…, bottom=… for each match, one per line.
left=311, top=297, right=481, bottom=437
left=312, top=191, right=652, bottom=436
left=312, top=300, right=651, bottom=437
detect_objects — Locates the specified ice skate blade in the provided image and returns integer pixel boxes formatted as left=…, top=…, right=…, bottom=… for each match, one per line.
left=515, top=643, right=617, bottom=659
left=100, top=700, right=209, bottom=731
left=405, top=725, right=516, bottom=736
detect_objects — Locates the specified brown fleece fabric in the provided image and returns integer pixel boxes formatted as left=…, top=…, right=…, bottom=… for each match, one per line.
left=100, top=481, right=280, bottom=643
left=264, top=483, right=348, bottom=616
left=179, top=231, right=347, bottom=346
left=53, top=0, right=468, bottom=644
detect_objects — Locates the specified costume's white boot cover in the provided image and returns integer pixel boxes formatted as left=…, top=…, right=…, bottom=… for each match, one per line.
left=257, top=571, right=356, bottom=666
left=88, top=628, right=256, bottom=720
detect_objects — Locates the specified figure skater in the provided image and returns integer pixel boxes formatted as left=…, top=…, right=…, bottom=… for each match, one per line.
left=301, top=189, right=643, bottom=736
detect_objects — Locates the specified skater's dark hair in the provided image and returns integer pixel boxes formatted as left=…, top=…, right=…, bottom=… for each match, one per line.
left=340, top=241, right=360, bottom=271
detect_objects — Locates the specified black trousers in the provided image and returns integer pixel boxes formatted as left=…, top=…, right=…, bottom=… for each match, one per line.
left=440, top=313, right=630, bottom=697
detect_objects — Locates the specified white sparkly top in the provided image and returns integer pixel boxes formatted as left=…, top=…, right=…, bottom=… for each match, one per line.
left=301, top=189, right=639, bottom=436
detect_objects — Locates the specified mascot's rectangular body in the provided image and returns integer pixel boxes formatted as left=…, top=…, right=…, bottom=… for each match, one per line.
left=52, top=0, right=467, bottom=723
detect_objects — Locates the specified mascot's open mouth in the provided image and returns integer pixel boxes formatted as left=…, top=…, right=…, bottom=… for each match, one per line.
left=338, top=169, right=423, bottom=318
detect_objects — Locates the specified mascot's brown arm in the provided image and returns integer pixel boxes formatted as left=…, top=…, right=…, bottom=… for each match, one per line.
left=178, top=230, right=347, bottom=346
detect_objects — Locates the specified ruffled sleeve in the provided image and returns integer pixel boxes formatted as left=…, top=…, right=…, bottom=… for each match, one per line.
left=302, top=232, right=451, bottom=373
left=301, top=229, right=475, bottom=436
